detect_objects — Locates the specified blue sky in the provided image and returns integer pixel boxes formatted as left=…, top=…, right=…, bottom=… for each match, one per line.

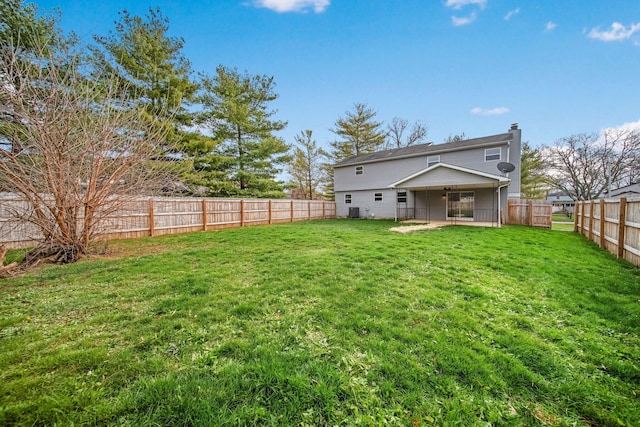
left=37, top=0, right=640, bottom=150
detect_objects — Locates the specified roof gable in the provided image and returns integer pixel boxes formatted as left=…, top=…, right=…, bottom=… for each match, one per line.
left=389, top=163, right=510, bottom=190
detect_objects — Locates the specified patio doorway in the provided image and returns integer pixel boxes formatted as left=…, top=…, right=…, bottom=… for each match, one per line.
left=447, top=191, right=474, bottom=220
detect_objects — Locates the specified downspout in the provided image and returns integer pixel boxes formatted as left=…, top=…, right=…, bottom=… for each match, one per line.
left=497, top=182, right=510, bottom=227
left=499, top=140, right=512, bottom=227
left=394, top=188, right=398, bottom=222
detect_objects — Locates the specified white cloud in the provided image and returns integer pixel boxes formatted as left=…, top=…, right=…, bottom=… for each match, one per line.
left=504, top=8, right=520, bottom=21
left=588, top=22, right=640, bottom=41
left=252, top=0, right=329, bottom=13
left=545, top=21, right=557, bottom=32
left=604, top=118, right=640, bottom=134
left=445, top=0, right=487, bottom=10
left=470, top=106, right=509, bottom=116
left=452, top=13, right=476, bottom=26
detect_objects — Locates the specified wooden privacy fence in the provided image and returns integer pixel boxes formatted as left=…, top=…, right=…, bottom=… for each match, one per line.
left=507, top=199, right=552, bottom=228
left=0, top=197, right=336, bottom=249
left=574, top=198, right=640, bottom=267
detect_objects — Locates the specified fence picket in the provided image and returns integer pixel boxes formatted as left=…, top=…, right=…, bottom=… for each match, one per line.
left=0, top=197, right=336, bottom=249
left=575, top=198, right=640, bottom=267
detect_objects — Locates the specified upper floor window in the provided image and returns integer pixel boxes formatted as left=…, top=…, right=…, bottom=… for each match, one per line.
left=345, top=194, right=352, bottom=204
left=397, top=191, right=407, bottom=203
left=485, top=147, right=501, bottom=161
left=355, top=166, right=364, bottom=175
left=427, top=155, right=440, bottom=168
left=374, top=192, right=383, bottom=202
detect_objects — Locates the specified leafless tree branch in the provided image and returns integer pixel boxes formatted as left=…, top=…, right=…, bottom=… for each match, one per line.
left=1, top=39, right=175, bottom=263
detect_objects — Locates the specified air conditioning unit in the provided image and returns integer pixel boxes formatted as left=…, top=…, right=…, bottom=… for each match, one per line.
left=348, top=207, right=360, bottom=218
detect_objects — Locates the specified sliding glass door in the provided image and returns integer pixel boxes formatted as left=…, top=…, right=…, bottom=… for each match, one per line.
left=447, top=191, right=474, bottom=220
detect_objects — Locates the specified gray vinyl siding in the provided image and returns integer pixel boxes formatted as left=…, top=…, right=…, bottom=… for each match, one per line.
left=506, top=129, right=521, bottom=197
left=400, top=167, right=498, bottom=188
left=334, top=143, right=512, bottom=192
left=336, top=190, right=399, bottom=218
left=334, top=156, right=427, bottom=192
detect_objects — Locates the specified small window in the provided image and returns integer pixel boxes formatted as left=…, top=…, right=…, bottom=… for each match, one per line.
left=374, top=192, right=383, bottom=202
left=485, top=147, right=501, bottom=161
left=427, top=155, right=440, bottom=168
left=345, top=194, right=352, bottom=204
left=397, top=191, right=407, bottom=203
left=355, top=166, right=364, bottom=175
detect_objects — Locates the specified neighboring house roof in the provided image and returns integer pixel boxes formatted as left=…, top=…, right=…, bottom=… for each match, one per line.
left=389, top=163, right=510, bottom=190
left=333, top=132, right=514, bottom=168
left=609, top=191, right=640, bottom=199
left=546, top=190, right=575, bottom=201
left=608, top=182, right=640, bottom=198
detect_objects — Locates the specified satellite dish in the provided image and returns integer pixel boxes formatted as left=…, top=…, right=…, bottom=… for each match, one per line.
left=497, top=162, right=515, bottom=174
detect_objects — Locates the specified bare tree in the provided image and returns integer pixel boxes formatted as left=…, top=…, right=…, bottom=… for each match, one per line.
left=386, top=117, right=428, bottom=148
left=287, top=130, right=327, bottom=200
left=0, top=38, right=173, bottom=264
left=444, top=132, right=466, bottom=144
left=544, top=129, right=640, bottom=201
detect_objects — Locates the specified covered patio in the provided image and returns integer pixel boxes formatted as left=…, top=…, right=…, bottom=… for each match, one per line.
left=389, top=163, right=511, bottom=226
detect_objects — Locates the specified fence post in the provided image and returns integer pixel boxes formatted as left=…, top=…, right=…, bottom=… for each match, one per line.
left=618, top=198, right=627, bottom=259
left=202, top=199, right=208, bottom=231
left=588, top=201, right=595, bottom=241
left=268, top=200, right=272, bottom=224
left=527, top=200, right=533, bottom=226
left=573, top=202, right=579, bottom=232
left=580, top=201, right=586, bottom=235
left=149, top=199, right=155, bottom=237
left=308, top=200, right=311, bottom=219
left=599, top=200, right=605, bottom=248
left=240, top=199, right=245, bottom=227
left=290, top=200, right=294, bottom=222
left=322, top=202, right=325, bottom=219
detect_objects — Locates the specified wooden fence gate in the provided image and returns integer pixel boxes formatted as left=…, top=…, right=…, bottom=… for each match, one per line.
left=507, top=199, right=552, bottom=228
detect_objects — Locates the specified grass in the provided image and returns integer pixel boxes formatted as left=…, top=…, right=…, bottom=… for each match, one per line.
left=1, top=220, right=639, bottom=426
left=551, top=222, right=574, bottom=232
left=551, top=213, right=574, bottom=232
left=552, top=213, right=574, bottom=223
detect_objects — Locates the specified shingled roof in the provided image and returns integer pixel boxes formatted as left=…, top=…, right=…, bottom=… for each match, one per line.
left=333, top=132, right=513, bottom=167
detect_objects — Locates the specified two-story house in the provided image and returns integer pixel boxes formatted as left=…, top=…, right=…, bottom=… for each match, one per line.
left=333, top=124, right=522, bottom=224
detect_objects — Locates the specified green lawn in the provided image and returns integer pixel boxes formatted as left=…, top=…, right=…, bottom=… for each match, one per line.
left=552, top=213, right=573, bottom=222
left=1, top=220, right=639, bottom=426
left=551, top=222, right=574, bottom=232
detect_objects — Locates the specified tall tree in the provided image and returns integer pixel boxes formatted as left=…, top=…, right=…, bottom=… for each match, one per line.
left=197, top=66, right=290, bottom=198
left=324, top=102, right=386, bottom=199
left=287, top=130, right=328, bottom=200
left=520, top=142, right=547, bottom=199
left=0, top=0, right=62, bottom=53
left=544, top=129, right=640, bottom=200
left=91, top=8, right=198, bottom=149
left=0, top=27, right=175, bottom=264
left=330, top=102, right=386, bottom=158
left=386, top=117, right=428, bottom=148
left=1, top=0, right=69, bottom=155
